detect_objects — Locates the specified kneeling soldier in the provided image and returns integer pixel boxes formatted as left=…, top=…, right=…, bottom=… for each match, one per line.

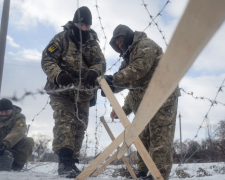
left=0, top=98, right=34, bottom=171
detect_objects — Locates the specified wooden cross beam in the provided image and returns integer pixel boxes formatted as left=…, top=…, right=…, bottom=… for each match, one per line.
left=116, top=0, right=225, bottom=159
left=75, top=78, right=163, bottom=180
left=91, top=116, right=137, bottom=179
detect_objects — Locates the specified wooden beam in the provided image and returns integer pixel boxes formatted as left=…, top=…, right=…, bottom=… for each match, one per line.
left=90, top=116, right=136, bottom=179
left=97, top=78, right=163, bottom=180
left=117, top=0, right=225, bottom=159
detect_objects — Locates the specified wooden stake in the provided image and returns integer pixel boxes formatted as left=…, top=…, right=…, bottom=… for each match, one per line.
left=117, top=0, right=225, bottom=159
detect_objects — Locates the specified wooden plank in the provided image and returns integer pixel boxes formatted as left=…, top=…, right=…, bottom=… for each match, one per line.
left=117, top=0, right=225, bottom=159
left=75, top=125, right=130, bottom=180
left=98, top=78, right=163, bottom=180
left=97, top=78, right=130, bottom=128
left=100, top=116, right=115, bottom=141
left=95, top=116, right=137, bottom=179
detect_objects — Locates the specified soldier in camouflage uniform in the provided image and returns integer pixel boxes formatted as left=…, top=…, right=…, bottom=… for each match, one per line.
left=102, top=25, right=180, bottom=180
left=0, top=98, right=34, bottom=171
left=41, top=6, right=106, bottom=178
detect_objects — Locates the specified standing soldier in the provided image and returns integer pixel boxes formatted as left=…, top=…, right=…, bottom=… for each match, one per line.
left=0, top=98, right=34, bottom=171
left=102, top=24, right=180, bottom=180
left=41, top=6, right=106, bottom=178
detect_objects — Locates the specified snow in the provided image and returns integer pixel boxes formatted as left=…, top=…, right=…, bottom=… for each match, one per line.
left=0, top=162, right=225, bottom=180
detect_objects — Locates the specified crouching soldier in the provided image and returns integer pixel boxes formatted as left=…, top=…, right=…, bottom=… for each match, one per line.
left=0, top=98, right=34, bottom=171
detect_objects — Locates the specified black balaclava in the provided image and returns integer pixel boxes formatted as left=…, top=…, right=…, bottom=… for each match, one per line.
left=72, top=6, right=92, bottom=43
left=0, top=98, right=13, bottom=111
left=109, top=24, right=134, bottom=54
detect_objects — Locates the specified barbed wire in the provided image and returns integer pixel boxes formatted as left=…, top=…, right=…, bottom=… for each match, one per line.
left=142, top=0, right=169, bottom=46
left=105, top=0, right=171, bottom=74
left=96, top=0, right=172, bottom=122
left=3, top=0, right=171, bottom=104
left=26, top=97, right=50, bottom=136
left=180, top=87, right=225, bottom=106
left=170, top=79, right=225, bottom=178
left=82, top=133, right=89, bottom=170
left=74, top=0, right=88, bottom=129
left=94, top=103, right=99, bottom=156
left=94, top=0, right=107, bottom=56
left=93, top=0, right=109, bottom=157
left=3, top=1, right=225, bottom=178
left=194, top=78, right=224, bottom=138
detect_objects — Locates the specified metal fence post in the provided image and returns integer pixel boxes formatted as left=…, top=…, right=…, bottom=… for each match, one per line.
left=0, top=0, right=11, bottom=95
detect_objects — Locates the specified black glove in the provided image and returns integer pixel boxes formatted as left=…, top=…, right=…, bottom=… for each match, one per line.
left=101, top=75, right=115, bottom=97
left=84, top=70, right=98, bottom=86
left=0, top=143, right=7, bottom=156
left=57, top=72, right=74, bottom=86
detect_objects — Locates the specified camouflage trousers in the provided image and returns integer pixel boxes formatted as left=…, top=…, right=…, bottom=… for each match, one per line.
left=11, top=137, right=34, bottom=165
left=50, top=93, right=90, bottom=160
left=136, top=95, right=178, bottom=180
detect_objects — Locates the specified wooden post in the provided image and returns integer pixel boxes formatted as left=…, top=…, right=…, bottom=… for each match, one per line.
left=117, top=0, right=225, bottom=159
left=0, top=0, right=10, bottom=94
left=91, top=116, right=137, bottom=179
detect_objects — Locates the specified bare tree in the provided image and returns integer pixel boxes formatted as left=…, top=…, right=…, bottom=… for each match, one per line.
left=32, top=134, right=51, bottom=162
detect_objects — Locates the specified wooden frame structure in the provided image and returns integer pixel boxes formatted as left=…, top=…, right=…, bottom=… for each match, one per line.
left=76, top=1, right=225, bottom=179
left=76, top=78, right=163, bottom=180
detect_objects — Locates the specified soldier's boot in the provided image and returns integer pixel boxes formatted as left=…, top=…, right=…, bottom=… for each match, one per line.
left=128, top=172, right=147, bottom=179
left=58, top=148, right=77, bottom=178
left=12, top=161, right=24, bottom=171
left=72, top=159, right=81, bottom=176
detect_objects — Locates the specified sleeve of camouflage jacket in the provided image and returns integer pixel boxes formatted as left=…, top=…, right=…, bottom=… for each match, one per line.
left=3, top=114, right=27, bottom=148
left=113, top=45, right=163, bottom=85
left=84, top=40, right=106, bottom=76
left=122, top=93, right=132, bottom=116
left=114, top=60, right=130, bottom=93
left=41, top=34, right=64, bottom=84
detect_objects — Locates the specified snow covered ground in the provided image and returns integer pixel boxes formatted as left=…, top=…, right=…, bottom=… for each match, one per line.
left=0, top=162, right=225, bottom=180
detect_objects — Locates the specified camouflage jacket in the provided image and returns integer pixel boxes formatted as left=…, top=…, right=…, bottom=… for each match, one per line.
left=41, top=21, right=106, bottom=93
left=114, top=31, right=180, bottom=99
left=0, top=106, right=27, bottom=148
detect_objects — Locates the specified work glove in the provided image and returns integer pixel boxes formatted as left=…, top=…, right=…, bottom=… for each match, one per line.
left=84, top=70, right=98, bottom=86
left=101, top=75, right=115, bottom=97
left=0, top=143, right=7, bottom=156
left=57, top=72, right=74, bottom=86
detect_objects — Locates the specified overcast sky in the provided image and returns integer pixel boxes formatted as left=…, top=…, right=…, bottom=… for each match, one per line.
left=0, top=0, right=225, bottom=156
